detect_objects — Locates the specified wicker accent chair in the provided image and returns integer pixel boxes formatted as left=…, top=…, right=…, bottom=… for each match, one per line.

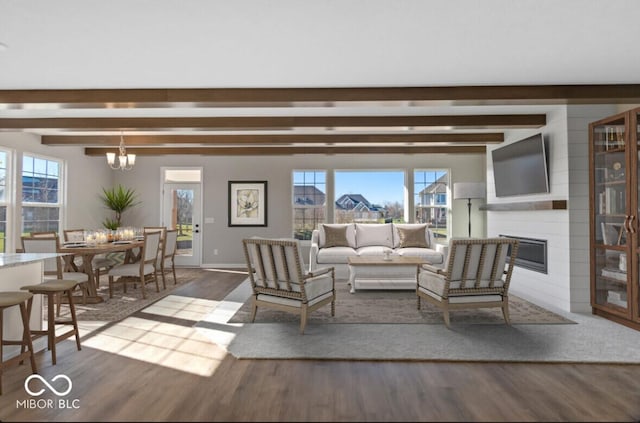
left=417, top=237, right=519, bottom=328
left=242, top=237, right=336, bottom=334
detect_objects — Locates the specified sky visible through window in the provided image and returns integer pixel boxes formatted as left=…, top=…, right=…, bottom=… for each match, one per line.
left=335, top=171, right=404, bottom=205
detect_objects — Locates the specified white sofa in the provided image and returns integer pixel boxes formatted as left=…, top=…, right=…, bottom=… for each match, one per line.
left=309, top=223, right=446, bottom=283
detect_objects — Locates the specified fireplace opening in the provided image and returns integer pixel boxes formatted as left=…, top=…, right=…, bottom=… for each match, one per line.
left=499, top=235, right=547, bottom=274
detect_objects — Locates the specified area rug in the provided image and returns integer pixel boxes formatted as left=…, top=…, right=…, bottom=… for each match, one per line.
left=54, top=268, right=204, bottom=321
left=227, top=281, right=575, bottom=325
left=195, top=281, right=640, bottom=363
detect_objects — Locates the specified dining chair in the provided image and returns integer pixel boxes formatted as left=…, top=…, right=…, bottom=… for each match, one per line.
left=107, top=231, right=162, bottom=299
left=30, top=231, right=58, bottom=238
left=21, top=235, right=90, bottom=316
left=159, top=229, right=178, bottom=288
left=63, top=228, right=114, bottom=288
left=144, top=226, right=166, bottom=239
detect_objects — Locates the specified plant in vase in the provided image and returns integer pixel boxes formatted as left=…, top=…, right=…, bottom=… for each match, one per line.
left=100, top=184, right=140, bottom=230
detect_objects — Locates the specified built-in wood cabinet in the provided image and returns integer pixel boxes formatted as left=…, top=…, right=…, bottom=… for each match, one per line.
left=589, top=108, right=640, bottom=330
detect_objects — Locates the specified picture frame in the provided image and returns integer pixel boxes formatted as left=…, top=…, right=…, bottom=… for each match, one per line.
left=228, top=181, right=268, bottom=227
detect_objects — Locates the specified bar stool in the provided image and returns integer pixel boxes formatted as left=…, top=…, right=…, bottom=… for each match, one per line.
left=0, top=291, right=38, bottom=395
left=21, top=280, right=82, bottom=365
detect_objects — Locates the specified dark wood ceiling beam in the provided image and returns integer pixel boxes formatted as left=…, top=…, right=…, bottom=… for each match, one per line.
left=1, top=85, right=640, bottom=105
left=43, top=132, right=504, bottom=146
left=85, top=145, right=486, bottom=156
left=0, top=115, right=545, bottom=129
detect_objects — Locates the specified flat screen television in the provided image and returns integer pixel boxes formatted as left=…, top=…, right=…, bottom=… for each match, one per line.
left=492, top=133, right=549, bottom=197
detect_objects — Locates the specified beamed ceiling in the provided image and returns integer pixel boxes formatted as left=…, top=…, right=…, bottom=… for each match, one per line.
left=1, top=84, right=640, bottom=156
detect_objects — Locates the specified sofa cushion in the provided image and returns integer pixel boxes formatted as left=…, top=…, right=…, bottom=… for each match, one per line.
left=395, top=247, right=444, bottom=264
left=316, top=246, right=358, bottom=264
left=355, top=223, right=393, bottom=248
left=323, top=225, right=350, bottom=248
left=393, top=224, right=431, bottom=248
left=396, top=225, right=429, bottom=248
left=319, top=224, right=356, bottom=248
left=356, top=246, right=390, bottom=257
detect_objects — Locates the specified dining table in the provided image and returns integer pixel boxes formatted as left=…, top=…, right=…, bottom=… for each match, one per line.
left=58, top=239, right=144, bottom=303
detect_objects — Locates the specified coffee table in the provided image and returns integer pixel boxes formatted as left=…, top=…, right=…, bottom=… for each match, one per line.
left=347, top=256, right=427, bottom=293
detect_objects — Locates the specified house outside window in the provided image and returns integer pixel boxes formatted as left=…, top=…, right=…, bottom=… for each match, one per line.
left=334, top=170, right=404, bottom=223
left=293, top=171, right=326, bottom=240
left=414, top=169, right=450, bottom=239
left=0, top=150, right=7, bottom=252
left=21, top=154, right=62, bottom=234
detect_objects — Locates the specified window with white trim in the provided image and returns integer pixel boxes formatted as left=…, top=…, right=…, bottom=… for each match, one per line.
left=414, top=169, right=450, bottom=240
left=0, top=150, right=8, bottom=252
left=21, top=154, right=62, bottom=234
left=292, top=170, right=327, bottom=240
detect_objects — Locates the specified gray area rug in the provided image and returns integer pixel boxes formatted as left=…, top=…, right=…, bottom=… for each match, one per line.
left=195, top=279, right=640, bottom=363
left=228, top=281, right=574, bottom=325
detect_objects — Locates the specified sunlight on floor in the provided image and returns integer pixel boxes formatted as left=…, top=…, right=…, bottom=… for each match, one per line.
left=141, top=294, right=219, bottom=321
left=82, top=316, right=227, bottom=376
left=70, top=278, right=252, bottom=377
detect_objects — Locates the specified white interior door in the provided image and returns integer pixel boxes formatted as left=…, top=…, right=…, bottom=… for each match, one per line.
left=162, top=183, right=201, bottom=267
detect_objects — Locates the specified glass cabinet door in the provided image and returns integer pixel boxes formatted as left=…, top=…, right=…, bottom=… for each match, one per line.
left=635, top=111, right=640, bottom=319
left=592, top=116, right=630, bottom=313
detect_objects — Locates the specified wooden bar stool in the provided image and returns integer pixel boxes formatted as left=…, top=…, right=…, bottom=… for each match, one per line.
left=0, top=291, right=38, bottom=395
left=21, top=280, right=82, bottom=365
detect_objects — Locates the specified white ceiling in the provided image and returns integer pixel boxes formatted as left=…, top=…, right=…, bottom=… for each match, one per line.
left=2, top=0, right=640, bottom=89
left=0, top=0, right=639, bottom=143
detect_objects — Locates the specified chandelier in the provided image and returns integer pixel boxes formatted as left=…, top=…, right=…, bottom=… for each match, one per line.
left=106, top=132, right=136, bottom=170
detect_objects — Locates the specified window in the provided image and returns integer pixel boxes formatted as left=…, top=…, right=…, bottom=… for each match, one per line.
left=334, top=170, right=404, bottom=223
left=414, top=169, right=450, bottom=239
left=22, top=154, right=62, bottom=234
left=292, top=171, right=326, bottom=240
left=0, top=150, right=7, bottom=252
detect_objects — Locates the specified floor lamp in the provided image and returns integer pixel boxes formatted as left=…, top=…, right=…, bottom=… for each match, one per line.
left=453, top=182, right=486, bottom=237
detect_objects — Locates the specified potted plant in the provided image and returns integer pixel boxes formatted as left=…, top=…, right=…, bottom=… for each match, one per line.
left=100, top=184, right=140, bottom=229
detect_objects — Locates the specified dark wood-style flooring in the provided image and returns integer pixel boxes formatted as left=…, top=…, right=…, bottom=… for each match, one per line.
left=2, top=269, right=640, bottom=422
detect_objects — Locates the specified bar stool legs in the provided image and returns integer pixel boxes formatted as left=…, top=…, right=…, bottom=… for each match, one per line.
left=0, top=291, right=38, bottom=395
left=21, top=280, right=82, bottom=366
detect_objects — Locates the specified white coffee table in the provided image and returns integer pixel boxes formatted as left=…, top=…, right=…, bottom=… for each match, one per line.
left=347, top=256, right=427, bottom=293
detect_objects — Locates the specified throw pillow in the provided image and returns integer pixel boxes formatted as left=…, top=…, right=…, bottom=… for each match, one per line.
left=323, top=225, right=350, bottom=248
left=397, top=225, right=428, bottom=248
left=355, top=223, right=394, bottom=248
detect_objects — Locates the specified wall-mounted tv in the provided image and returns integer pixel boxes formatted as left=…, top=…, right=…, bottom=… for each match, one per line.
left=491, top=133, right=549, bottom=197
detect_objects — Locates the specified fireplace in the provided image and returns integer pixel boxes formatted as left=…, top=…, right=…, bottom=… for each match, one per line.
left=499, top=235, right=548, bottom=274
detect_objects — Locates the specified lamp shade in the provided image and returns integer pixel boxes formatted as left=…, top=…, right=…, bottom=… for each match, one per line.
left=453, top=182, right=486, bottom=200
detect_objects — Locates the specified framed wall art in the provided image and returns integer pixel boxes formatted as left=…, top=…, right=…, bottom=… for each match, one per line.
left=228, top=180, right=268, bottom=227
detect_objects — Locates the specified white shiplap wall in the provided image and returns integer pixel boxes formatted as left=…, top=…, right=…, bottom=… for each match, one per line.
left=486, top=107, right=572, bottom=311
left=486, top=105, right=620, bottom=312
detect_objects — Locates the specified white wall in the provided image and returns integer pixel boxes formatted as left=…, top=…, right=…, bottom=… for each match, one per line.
left=0, top=132, right=113, bottom=250
left=114, top=152, right=486, bottom=267
left=1, top=134, right=487, bottom=267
